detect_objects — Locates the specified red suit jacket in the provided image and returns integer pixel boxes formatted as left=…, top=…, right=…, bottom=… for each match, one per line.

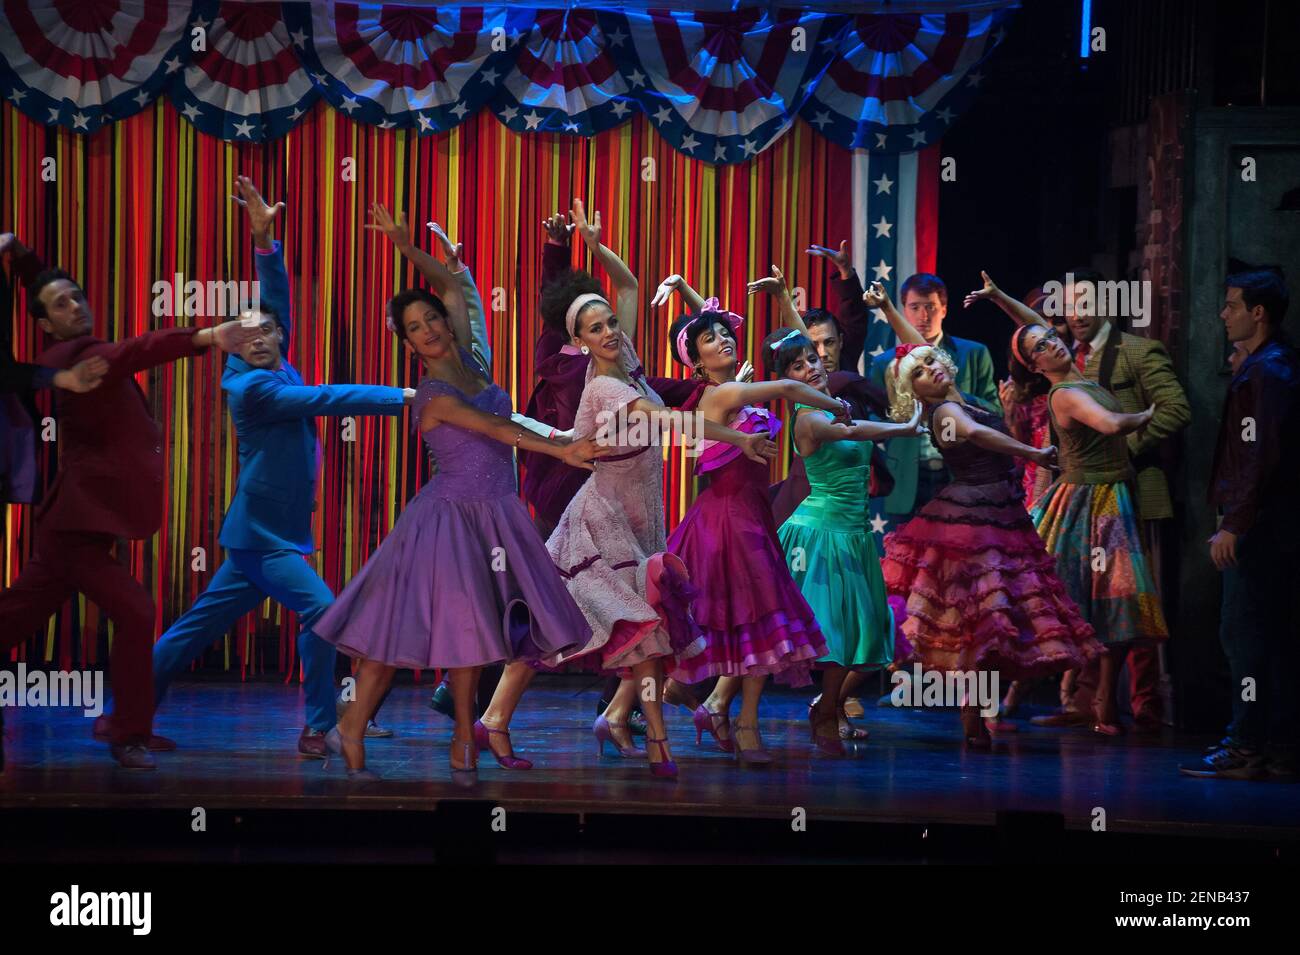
left=37, top=328, right=206, bottom=539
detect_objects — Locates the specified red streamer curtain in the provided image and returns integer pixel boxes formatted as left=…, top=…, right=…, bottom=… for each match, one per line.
left=1, top=98, right=851, bottom=677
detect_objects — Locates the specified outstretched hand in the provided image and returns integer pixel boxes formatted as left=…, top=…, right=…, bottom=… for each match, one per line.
left=571, top=198, right=601, bottom=246
left=53, top=356, right=110, bottom=393
left=807, top=240, right=851, bottom=278
left=650, top=274, right=684, bottom=308
left=741, top=432, right=778, bottom=464
left=427, top=222, right=464, bottom=271
left=737, top=359, right=754, bottom=383
left=210, top=321, right=260, bottom=354
left=1033, top=444, right=1059, bottom=469
left=746, top=265, right=789, bottom=298
left=542, top=211, right=573, bottom=246
left=230, top=176, right=284, bottom=240
left=962, top=270, right=1000, bottom=309
left=366, top=202, right=410, bottom=251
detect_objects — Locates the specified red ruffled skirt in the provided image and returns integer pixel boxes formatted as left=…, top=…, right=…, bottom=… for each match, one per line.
left=880, top=478, right=1102, bottom=679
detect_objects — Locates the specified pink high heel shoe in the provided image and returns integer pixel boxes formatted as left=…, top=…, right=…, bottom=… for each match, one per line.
left=646, top=736, right=678, bottom=779
left=593, top=714, right=646, bottom=758
left=692, top=704, right=735, bottom=752
left=474, top=719, right=533, bottom=770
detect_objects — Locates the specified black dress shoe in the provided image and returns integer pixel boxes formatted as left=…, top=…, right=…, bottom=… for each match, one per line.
left=428, top=682, right=455, bottom=719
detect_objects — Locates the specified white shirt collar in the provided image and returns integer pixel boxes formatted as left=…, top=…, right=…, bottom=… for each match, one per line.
left=1084, top=320, right=1112, bottom=354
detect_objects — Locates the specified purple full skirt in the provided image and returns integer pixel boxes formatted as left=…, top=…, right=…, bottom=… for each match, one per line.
left=314, top=484, right=591, bottom=669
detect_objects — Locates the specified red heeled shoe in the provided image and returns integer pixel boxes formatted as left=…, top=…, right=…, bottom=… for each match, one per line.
left=646, top=736, right=678, bottom=779
left=692, top=704, right=734, bottom=752
left=808, top=710, right=847, bottom=757
left=474, top=719, right=533, bottom=769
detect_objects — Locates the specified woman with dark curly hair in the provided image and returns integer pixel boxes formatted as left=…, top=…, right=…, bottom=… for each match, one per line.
left=521, top=206, right=697, bottom=539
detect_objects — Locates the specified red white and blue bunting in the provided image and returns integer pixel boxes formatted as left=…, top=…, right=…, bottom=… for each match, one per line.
left=1, top=1, right=1017, bottom=158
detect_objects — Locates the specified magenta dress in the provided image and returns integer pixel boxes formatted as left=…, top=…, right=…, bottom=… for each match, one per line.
left=545, top=366, right=702, bottom=672
left=314, top=371, right=590, bottom=669
left=667, top=388, right=828, bottom=687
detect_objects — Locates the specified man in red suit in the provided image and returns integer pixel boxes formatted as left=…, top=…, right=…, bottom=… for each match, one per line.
left=0, top=235, right=251, bottom=769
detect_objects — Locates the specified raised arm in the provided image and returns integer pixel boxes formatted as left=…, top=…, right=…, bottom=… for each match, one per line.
left=862, top=280, right=924, bottom=346
left=429, top=221, right=491, bottom=371
left=963, top=271, right=1050, bottom=329
left=421, top=391, right=608, bottom=471
left=810, top=240, right=869, bottom=371
left=747, top=265, right=807, bottom=334
left=367, top=203, right=472, bottom=351
left=541, top=211, right=573, bottom=288
left=1049, top=387, right=1154, bottom=437
left=649, top=273, right=708, bottom=314
left=572, top=198, right=638, bottom=339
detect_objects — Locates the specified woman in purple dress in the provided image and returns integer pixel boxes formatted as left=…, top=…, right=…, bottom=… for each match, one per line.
left=314, top=212, right=607, bottom=783
left=659, top=269, right=849, bottom=764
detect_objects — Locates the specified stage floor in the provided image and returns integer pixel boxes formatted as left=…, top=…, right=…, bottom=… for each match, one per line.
left=1, top=678, right=1296, bottom=849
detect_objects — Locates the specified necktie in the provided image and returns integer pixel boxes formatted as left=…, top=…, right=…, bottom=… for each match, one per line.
left=1075, top=342, right=1090, bottom=372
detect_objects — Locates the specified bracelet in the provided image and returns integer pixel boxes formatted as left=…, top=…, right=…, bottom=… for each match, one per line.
left=514, top=430, right=525, bottom=448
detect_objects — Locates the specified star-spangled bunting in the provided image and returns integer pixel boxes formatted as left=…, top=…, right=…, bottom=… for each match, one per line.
left=0, top=2, right=1017, bottom=161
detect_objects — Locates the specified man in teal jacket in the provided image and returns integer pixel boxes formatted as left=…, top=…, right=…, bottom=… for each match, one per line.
left=868, top=273, right=1000, bottom=525
left=143, top=180, right=412, bottom=757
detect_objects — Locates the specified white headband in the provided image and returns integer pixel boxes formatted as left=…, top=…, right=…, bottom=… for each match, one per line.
left=565, top=293, right=611, bottom=339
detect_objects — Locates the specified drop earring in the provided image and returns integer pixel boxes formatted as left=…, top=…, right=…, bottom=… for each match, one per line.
left=580, top=345, right=590, bottom=355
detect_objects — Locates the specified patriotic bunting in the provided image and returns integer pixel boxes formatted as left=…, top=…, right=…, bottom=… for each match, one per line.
left=1, top=1, right=1019, bottom=159
left=801, top=8, right=1016, bottom=151
left=288, top=4, right=531, bottom=134
left=0, top=0, right=196, bottom=134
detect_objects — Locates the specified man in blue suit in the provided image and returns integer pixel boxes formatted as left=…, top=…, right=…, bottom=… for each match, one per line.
left=139, top=178, right=413, bottom=758
left=868, top=272, right=1000, bottom=527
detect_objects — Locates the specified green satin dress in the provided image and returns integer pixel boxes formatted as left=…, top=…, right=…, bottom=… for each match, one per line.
left=778, top=405, right=894, bottom=668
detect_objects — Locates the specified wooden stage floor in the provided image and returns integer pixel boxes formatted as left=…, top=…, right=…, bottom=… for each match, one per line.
left=1, top=678, right=1296, bottom=862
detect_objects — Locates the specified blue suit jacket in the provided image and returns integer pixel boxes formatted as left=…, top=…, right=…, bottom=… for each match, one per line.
left=218, top=242, right=406, bottom=553
left=868, top=333, right=1000, bottom=515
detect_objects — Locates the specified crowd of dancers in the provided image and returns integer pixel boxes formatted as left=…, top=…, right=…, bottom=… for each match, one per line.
left=1, top=179, right=1295, bottom=785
